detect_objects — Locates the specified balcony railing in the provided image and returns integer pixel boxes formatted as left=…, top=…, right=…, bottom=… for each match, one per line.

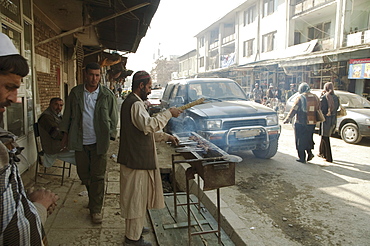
left=346, top=29, right=370, bottom=47
left=210, top=41, right=219, bottom=49
left=294, top=0, right=334, bottom=15
left=222, top=34, right=235, bottom=45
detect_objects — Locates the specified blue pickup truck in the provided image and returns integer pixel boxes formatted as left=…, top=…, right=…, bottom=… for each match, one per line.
left=159, top=78, right=281, bottom=159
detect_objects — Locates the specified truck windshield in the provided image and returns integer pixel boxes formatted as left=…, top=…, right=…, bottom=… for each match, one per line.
left=188, top=82, right=247, bottom=101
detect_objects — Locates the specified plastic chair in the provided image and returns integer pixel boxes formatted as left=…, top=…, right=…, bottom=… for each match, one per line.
left=33, top=122, right=72, bottom=186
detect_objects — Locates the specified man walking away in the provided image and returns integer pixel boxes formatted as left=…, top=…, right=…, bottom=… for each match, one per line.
left=283, top=82, right=320, bottom=163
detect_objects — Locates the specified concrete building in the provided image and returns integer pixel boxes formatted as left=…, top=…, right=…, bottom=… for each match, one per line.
left=1, top=0, right=159, bottom=174
left=179, top=0, right=370, bottom=99
left=178, top=49, right=197, bottom=78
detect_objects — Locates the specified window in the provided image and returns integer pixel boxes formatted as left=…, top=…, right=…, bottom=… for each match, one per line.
left=7, top=98, right=24, bottom=136
left=1, top=0, right=21, bottom=24
left=308, top=22, right=331, bottom=40
left=294, top=31, right=301, bottom=45
left=169, top=85, right=179, bottom=100
left=263, top=0, right=275, bottom=17
left=244, top=5, right=256, bottom=26
left=177, top=86, right=186, bottom=98
left=243, top=39, right=254, bottom=57
left=262, top=32, right=276, bottom=52
left=2, top=24, right=26, bottom=136
left=22, top=0, right=31, bottom=18
left=24, top=20, right=34, bottom=132
left=199, top=37, right=205, bottom=48
left=199, top=57, right=205, bottom=67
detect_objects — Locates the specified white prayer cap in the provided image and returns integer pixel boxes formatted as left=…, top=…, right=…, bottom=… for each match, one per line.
left=0, top=33, right=19, bottom=57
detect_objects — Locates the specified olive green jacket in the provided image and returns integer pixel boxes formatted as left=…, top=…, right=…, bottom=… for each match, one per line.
left=60, top=84, right=118, bottom=155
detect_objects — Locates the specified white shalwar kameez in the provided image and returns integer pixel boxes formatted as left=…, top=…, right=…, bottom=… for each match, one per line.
left=120, top=94, right=172, bottom=240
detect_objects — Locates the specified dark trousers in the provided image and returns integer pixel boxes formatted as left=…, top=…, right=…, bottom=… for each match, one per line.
left=295, top=123, right=315, bottom=161
left=319, top=136, right=333, bottom=162
left=75, top=144, right=107, bottom=214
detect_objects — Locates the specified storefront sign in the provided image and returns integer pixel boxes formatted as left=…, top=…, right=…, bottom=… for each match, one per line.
left=348, top=58, right=370, bottom=79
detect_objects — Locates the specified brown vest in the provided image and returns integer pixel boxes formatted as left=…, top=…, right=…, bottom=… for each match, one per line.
left=117, top=93, right=156, bottom=170
left=296, top=92, right=320, bottom=125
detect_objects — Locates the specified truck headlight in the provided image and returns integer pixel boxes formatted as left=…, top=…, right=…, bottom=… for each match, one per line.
left=266, top=115, right=278, bottom=126
left=206, top=120, right=222, bottom=130
left=365, top=118, right=370, bottom=125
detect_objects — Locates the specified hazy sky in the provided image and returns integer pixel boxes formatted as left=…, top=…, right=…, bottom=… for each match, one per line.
left=126, top=0, right=245, bottom=73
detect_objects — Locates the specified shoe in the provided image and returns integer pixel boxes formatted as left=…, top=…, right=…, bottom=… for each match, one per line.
left=142, top=227, right=150, bottom=235
left=317, top=154, right=325, bottom=158
left=307, top=153, right=314, bottom=161
left=326, top=159, right=333, bottom=163
left=91, top=213, right=102, bottom=224
left=124, top=236, right=152, bottom=246
left=296, top=159, right=306, bottom=163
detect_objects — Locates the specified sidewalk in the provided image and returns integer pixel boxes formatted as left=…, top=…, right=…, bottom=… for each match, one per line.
left=25, top=139, right=251, bottom=245
left=26, top=139, right=157, bottom=245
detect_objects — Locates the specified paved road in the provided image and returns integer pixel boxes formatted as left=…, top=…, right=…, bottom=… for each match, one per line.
left=221, top=121, right=370, bottom=245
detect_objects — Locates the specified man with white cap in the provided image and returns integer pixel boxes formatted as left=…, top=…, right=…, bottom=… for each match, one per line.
left=0, top=33, right=58, bottom=245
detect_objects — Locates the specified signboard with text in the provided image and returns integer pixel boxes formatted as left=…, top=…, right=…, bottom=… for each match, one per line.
left=348, top=58, right=370, bottom=79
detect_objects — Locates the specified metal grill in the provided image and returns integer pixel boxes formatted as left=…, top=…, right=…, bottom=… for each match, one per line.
left=171, top=132, right=240, bottom=245
left=222, top=118, right=266, bottom=129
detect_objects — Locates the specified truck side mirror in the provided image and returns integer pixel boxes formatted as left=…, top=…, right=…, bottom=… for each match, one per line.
left=174, top=96, right=185, bottom=105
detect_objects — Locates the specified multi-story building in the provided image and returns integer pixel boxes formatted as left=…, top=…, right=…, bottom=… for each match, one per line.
left=180, top=0, right=370, bottom=99
left=178, top=49, right=197, bottom=78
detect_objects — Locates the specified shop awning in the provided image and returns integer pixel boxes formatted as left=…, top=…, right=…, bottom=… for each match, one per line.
left=235, top=42, right=370, bottom=71
left=34, top=0, right=160, bottom=53
left=279, top=39, right=318, bottom=59
left=279, top=43, right=370, bottom=67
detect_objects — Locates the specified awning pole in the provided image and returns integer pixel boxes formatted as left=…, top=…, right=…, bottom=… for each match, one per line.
left=36, top=2, right=151, bottom=46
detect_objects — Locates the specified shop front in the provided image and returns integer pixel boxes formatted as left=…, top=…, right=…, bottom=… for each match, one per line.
left=1, top=0, right=37, bottom=173
left=348, top=58, right=370, bottom=100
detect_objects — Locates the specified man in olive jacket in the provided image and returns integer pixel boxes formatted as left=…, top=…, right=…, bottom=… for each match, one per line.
left=60, top=62, right=118, bottom=224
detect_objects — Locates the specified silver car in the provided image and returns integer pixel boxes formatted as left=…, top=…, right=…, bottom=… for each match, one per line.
left=284, top=89, right=370, bottom=144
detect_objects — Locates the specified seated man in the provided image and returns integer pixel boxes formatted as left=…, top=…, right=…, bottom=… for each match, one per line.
left=38, top=97, right=75, bottom=167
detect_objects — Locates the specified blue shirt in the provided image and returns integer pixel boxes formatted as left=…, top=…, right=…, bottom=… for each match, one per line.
left=83, top=85, right=100, bottom=145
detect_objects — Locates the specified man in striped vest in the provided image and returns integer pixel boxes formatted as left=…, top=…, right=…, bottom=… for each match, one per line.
left=283, top=82, right=321, bottom=163
left=0, top=33, right=58, bottom=245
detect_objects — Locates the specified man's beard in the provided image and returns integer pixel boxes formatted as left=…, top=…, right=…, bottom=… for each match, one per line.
left=140, top=88, right=148, bottom=101
left=0, top=101, right=11, bottom=108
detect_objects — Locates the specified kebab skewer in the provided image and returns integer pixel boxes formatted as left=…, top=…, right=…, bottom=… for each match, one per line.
left=177, top=97, right=205, bottom=111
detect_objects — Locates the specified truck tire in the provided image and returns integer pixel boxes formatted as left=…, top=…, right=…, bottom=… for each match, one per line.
left=252, top=139, right=278, bottom=159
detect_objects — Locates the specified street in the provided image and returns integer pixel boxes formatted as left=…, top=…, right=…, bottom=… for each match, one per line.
left=222, top=121, right=370, bottom=245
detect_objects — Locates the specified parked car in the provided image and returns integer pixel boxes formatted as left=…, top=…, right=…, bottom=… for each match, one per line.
left=284, top=89, right=370, bottom=144
left=160, top=78, right=281, bottom=158
left=147, top=88, right=165, bottom=115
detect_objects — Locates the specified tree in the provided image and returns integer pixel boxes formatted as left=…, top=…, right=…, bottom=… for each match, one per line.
left=151, top=56, right=179, bottom=87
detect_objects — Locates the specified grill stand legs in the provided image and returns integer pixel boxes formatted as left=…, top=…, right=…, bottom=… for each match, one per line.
left=172, top=154, right=221, bottom=245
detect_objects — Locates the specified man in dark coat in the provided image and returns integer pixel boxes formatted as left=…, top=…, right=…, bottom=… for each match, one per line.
left=318, top=82, right=340, bottom=162
left=38, top=97, right=76, bottom=167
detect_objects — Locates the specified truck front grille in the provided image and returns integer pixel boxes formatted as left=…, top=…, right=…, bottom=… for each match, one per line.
left=222, top=119, right=266, bottom=129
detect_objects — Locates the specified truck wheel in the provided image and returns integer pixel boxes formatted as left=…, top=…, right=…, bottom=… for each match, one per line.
left=340, top=123, right=362, bottom=144
left=252, top=139, right=278, bottom=159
